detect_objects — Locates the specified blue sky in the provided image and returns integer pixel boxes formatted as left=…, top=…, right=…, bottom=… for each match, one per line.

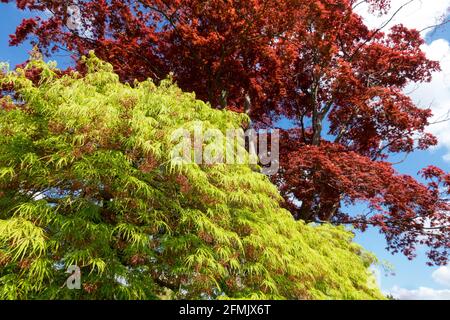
left=1, top=1, right=449, bottom=299
left=0, top=3, right=32, bottom=65
left=0, top=2, right=72, bottom=69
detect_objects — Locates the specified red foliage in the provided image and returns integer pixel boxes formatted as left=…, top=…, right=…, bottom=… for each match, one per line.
left=2, top=0, right=449, bottom=264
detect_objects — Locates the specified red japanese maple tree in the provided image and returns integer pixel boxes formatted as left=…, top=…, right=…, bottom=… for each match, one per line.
left=2, top=0, right=449, bottom=265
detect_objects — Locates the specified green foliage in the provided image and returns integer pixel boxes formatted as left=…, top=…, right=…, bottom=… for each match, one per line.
left=0, top=53, right=384, bottom=300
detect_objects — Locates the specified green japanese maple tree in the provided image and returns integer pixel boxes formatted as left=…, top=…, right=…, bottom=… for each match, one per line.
left=0, top=54, right=383, bottom=300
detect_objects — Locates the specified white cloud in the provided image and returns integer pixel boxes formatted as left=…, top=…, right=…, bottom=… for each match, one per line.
left=407, top=39, right=450, bottom=161
left=387, top=266, right=450, bottom=300
left=356, top=0, right=450, bottom=36
left=388, top=285, right=450, bottom=300
left=432, top=266, right=450, bottom=287
left=357, top=0, right=450, bottom=162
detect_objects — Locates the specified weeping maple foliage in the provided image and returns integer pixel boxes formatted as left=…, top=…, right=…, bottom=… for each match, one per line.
left=1, top=0, right=449, bottom=264
left=0, top=55, right=383, bottom=299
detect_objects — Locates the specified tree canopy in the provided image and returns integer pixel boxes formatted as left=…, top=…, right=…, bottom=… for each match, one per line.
left=3, top=0, right=448, bottom=265
left=0, top=55, right=383, bottom=299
